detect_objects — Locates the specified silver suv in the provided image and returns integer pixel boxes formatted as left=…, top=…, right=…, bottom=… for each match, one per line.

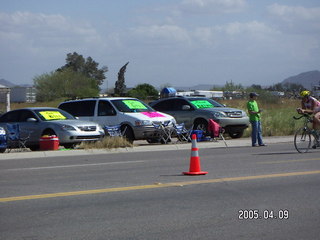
left=149, top=97, right=249, bottom=138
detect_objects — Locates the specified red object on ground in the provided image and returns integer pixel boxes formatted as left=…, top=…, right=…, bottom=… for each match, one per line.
left=183, top=134, right=208, bottom=175
left=39, top=135, right=59, bottom=150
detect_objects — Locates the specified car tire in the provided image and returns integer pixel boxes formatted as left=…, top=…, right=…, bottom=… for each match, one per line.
left=228, top=131, right=244, bottom=139
left=122, top=125, right=134, bottom=143
left=0, top=148, right=6, bottom=153
left=29, top=145, right=39, bottom=151
left=63, top=143, right=77, bottom=149
left=194, top=119, right=208, bottom=135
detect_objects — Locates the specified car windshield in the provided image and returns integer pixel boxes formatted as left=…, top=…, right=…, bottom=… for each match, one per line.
left=188, top=98, right=224, bottom=109
left=34, top=109, right=76, bottom=121
left=111, top=99, right=155, bottom=113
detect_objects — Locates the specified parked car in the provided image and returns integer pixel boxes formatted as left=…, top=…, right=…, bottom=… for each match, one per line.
left=149, top=97, right=249, bottom=138
left=58, top=97, right=176, bottom=143
left=0, top=107, right=105, bottom=150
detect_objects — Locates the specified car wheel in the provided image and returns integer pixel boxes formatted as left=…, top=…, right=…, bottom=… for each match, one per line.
left=121, top=125, right=134, bottom=143
left=29, top=145, right=39, bottom=151
left=194, top=119, right=208, bottom=135
left=42, top=129, right=56, bottom=136
left=146, top=138, right=160, bottom=143
left=0, top=148, right=6, bottom=153
left=229, top=131, right=244, bottom=139
left=63, top=143, right=77, bottom=149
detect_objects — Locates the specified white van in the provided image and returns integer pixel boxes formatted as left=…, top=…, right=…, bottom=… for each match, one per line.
left=58, top=97, right=176, bottom=142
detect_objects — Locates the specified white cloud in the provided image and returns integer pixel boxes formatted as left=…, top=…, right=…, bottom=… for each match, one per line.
left=267, top=4, right=320, bottom=34
left=0, top=11, right=102, bottom=54
left=268, top=3, right=320, bottom=21
left=130, top=24, right=191, bottom=46
left=180, top=0, right=247, bottom=14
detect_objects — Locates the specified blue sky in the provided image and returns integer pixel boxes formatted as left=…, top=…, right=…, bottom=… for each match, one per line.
left=1, top=0, right=320, bottom=90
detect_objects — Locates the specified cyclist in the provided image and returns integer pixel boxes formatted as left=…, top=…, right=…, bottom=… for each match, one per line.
left=296, top=90, right=320, bottom=130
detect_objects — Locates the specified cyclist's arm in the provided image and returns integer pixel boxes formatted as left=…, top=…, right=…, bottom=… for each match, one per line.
left=297, top=108, right=313, bottom=114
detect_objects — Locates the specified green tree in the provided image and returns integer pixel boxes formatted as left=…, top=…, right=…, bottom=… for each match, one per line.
left=34, top=69, right=99, bottom=101
left=57, top=52, right=108, bottom=87
left=114, top=62, right=129, bottom=96
left=222, top=80, right=244, bottom=91
left=127, top=83, right=159, bottom=100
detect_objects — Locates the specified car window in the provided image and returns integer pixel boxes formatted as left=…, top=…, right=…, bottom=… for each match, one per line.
left=34, top=109, right=75, bottom=121
left=98, top=100, right=116, bottom=116
left=188, top=98, right=223, bottom=108
left=173, top=99, right=192, bottom=110
left=153, top=99, right=191, bottom=111
left=19, top=110, right=37, bottom=122
left=111, top=99, right=154, bottom=113
left=59, top=100, right=96, bottom=117
left=0, top=110, right=20, bottom=122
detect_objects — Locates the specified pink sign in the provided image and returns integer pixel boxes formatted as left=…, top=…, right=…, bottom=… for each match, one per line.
left=141, top=112, right=165, bottom=118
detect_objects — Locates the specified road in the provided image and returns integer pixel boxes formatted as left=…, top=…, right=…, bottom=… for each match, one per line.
left=1, top=142, right=320, bottom=240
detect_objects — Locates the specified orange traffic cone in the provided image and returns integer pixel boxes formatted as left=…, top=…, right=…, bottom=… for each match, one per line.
left=183, top=134, right=208, bottom=175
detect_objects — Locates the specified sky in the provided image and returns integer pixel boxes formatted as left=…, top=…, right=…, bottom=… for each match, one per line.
left=1, top=0, right=320, bottom=90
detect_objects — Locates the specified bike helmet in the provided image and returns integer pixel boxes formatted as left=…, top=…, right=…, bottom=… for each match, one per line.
left=300, top=90, right=310, bottom=97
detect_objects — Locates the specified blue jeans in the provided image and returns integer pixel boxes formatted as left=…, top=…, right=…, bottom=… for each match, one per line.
left=250, top=120, right=264, bottom=146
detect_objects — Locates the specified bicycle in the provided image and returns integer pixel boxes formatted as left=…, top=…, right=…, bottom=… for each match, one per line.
left=293, top=114, right=320, bottom=153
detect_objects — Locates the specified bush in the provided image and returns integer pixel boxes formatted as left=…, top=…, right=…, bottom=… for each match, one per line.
left=79, top=137, right=133, bottom=149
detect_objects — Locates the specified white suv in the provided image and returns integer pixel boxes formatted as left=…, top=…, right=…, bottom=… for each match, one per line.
left=58, top=97, right=176, bottom=142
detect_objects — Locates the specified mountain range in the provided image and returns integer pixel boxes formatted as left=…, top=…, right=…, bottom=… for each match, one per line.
left=281, top=70, right=320, bottom=89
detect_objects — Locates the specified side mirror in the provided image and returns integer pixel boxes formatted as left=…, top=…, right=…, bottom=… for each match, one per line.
left=27, top=118, right=37, bottom=122
left=182, top=105, right=191, bottom=111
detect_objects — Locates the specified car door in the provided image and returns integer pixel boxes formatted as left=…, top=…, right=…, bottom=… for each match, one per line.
left=154, top=99, right=194, bottom=126
left=95, top=100, right=119, bottom=126
left=17, top=110, right=41, bottom=144
left=171, top=99, right=195, bottom=127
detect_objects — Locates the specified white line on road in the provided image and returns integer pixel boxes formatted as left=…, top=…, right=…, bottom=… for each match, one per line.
left=2, top=160, right=145, bottom=171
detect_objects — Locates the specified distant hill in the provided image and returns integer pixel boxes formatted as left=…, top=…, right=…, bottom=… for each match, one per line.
left=174, top=84, right=220, bottom=91
left=0, top=79, right=15, bottom=88
left=281, top=70, right=320, bottom=89
left=0, top=79, right=33, bottom=88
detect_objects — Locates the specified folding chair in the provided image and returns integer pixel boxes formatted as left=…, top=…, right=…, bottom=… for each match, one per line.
left=0, top=127, right=7, bottom=153
left=152, top=121, right=173, bottom=144
left=6, top=123, right=30, bottom=152
left=173, top=123, right=192, bottom=143
left=207, top=119, right=228, bottom=147
left=104, top=125, right=123, bottom=137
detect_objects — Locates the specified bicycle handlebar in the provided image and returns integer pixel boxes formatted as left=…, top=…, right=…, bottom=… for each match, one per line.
left=293, top=114, right=312, bottom=120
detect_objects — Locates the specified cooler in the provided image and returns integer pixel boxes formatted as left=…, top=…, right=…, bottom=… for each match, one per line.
left=40, top=135, right=59, bottom=150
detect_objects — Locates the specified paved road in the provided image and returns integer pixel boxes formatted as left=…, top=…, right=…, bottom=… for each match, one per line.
left=1, top=138, right=320, bottom=239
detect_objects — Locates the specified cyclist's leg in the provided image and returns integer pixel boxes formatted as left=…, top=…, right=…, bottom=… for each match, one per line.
left=312, top=112, right=320, bottom=130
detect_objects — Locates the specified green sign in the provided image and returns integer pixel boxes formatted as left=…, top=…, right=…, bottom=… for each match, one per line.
left=122, top=100, right=148, bottom=110
left=191, top=100, right=214, bottom=109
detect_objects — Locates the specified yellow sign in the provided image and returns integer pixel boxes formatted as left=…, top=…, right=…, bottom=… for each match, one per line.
left=39, top=111, right=67, bottom=120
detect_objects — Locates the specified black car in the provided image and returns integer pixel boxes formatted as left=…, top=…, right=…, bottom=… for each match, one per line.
left=149, top=97, right=249, bottom=138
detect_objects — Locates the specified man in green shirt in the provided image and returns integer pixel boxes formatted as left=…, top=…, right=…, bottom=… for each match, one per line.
left=247, top=92, right=266, bottom=147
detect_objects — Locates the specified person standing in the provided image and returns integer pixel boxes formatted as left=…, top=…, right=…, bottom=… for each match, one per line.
left=247, top=92, right=266, bottom=147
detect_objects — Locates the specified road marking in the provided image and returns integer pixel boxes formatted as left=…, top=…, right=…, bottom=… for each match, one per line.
left=258, top=158, right=320, bottom=164
left=2, top=160, right=145, bottom=171
left=1, top=170, right=320, bottom=203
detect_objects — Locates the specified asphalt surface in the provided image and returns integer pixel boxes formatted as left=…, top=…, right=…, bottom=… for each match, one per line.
left=0, top=135, right=293, bottom=160
left=1, top=139, right=320, bottom=240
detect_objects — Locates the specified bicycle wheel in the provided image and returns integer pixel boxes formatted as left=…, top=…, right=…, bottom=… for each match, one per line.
left=294, top=127, right=312, bottom=153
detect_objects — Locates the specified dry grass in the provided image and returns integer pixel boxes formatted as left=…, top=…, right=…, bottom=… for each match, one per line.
left=78, top=136, right=133, bottom=150
left=221, top=98, right=302, bottom=137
